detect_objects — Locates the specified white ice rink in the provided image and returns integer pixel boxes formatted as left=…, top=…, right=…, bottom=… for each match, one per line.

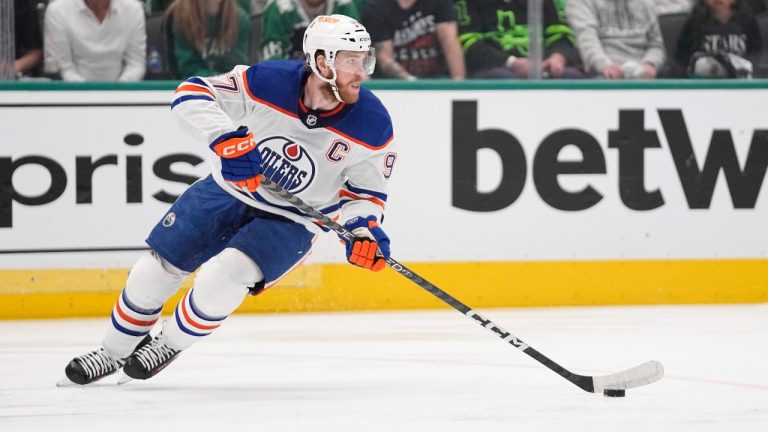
left=1, top=304, right=766, bottom=432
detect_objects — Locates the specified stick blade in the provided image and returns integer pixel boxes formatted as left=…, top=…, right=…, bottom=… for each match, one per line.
left=592, top=360, right=664, bottom=392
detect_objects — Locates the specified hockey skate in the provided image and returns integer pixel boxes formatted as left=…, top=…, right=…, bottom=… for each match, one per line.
left=118, top=331, right=181, bottom=384
left=58, top=334, right=151, bottom=386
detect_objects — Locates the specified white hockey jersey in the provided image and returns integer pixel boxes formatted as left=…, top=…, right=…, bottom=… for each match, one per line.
left=170, top=60, right=396, bottom=234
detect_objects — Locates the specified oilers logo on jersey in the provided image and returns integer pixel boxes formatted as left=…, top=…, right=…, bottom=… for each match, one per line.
left=258, top=136, right=316, bottom=193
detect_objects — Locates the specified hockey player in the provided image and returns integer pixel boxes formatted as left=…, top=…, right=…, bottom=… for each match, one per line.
left=61, top=14, right=396, bottom=385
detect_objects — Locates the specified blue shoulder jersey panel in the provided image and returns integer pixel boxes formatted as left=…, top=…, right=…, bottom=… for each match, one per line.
left=332, top=88, right=394, bottom=150
left=244, top=60, right=305, bottom=116
left=244, top=60, right=394, bottom=149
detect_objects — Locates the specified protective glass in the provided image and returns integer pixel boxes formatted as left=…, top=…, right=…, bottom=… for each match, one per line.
left=333, top=49, right=376, bottom=76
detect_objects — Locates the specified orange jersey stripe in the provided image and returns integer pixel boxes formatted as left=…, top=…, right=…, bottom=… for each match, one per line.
left=320, top=103, right=346, bottom=117
left=241, top=70, right=258, bottom=100
left=175, top=84, right=215, bottom=98
left=338, top=190, right=385, bottom=208
left=298, top=97, right=346, bottom=117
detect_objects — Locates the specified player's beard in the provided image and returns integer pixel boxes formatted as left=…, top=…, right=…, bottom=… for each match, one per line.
left=337, top=80, right=361, bottom=104
left=318, top=66, right=361, bottom=104
left=322, top=80, right=360, bottom=104
left=320, top=72, right=361, bottom=104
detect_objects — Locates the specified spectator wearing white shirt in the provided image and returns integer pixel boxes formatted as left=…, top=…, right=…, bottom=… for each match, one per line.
left=652, top=0, right=694, bottom=15
left=44, top=0, right=146, bottom=81
left=567, top=0, right=665, bottom=79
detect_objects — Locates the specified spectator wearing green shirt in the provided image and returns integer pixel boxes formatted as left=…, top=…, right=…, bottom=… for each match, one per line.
left=167, top=0, right=251, bottom=78
left=261, top=0, right=360, bottom=61
left=456, top=0, right=584, bottom=78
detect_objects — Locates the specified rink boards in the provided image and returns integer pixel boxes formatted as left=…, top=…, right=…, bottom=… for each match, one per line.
left=1, top=81, right=767, bottom=318
left=1, top=260, right=767, bottom=319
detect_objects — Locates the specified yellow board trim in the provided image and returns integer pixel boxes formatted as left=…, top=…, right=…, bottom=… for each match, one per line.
left=1, top=259, right=766, bottom=319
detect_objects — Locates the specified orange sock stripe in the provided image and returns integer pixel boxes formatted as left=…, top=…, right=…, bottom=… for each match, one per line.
left=115, top=300, right=159, bottom=327
left=180, top=292, right=221, bottom=331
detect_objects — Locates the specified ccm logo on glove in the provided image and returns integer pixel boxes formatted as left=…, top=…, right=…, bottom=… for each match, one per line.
left=215, top=137, right=256, bottom=157
left=210, top=126, right=263, bottom=192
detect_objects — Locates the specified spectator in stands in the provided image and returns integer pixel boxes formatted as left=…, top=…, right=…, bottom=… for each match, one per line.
left=166, top=0, right=250, bottom=78
left=650, top=0, right=768, bottom=15
left=362, top=0, right=465, bottom=79
left=144, top=0, right=172, bottom=12
left=456, top=0, right=584, bottom=79
left=567, top=0, right=665, bottom=79
left=652, top=0, right=694, bottom=15
left=44, top=0, right=146, bottom=81
left=676, top=0, right=763, bottom=78
left=250, top=0, right=267, bottom=14
left=146, top=0, right=252, bottom=13
left=261, top=0, right=360, bottom=61
left=14, top=0, right=43, bottom=77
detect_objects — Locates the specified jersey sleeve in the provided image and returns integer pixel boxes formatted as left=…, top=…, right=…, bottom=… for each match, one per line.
left=170, top=64, right=258, bottom=145
left=339, top=131, right=396, bottom=224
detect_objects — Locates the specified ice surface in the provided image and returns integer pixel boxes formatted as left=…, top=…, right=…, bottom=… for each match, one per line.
left=1, top=304, right=766, bottom=431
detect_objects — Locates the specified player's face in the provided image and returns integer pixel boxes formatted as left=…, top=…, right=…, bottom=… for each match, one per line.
left=333, top=51, right=374, bottom=103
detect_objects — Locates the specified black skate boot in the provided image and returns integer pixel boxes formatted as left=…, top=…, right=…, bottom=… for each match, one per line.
left=120, top=332, right=181, bottom=382
left=63, top=334, right=151, bottom=385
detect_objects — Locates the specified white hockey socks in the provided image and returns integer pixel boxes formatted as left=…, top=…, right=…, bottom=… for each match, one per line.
left=164, top=248, right=263, bottom=351
left=102, top=251, right=189, bottom=359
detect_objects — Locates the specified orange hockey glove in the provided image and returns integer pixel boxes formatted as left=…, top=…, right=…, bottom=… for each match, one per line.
left=209, top=126, right=262, bottom=192
left=342, top=216, right=390, bottom=272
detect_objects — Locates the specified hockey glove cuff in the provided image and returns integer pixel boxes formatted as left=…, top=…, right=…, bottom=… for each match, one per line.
left=342, top=216, right=390, bottom=272
left=210, top=126, right=262, bottom=192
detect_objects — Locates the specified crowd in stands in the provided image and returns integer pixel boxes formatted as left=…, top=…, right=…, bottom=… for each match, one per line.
left=9, top=0, right=768, bottom=81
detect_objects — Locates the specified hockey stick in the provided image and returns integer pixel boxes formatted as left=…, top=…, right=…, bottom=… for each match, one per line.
left=255, top=176, right=664, bottom=395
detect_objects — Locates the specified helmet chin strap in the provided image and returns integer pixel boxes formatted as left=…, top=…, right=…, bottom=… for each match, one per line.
left=310, top=63, right=344, bottom=103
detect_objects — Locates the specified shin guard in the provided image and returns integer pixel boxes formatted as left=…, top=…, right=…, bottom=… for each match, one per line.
left=102, top=251, right=189, bottom=358
left=164, top=248, right=262, bottom=350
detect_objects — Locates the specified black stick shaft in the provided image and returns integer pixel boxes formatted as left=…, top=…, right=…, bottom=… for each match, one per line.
left=259, top=176, right=594, bottom=392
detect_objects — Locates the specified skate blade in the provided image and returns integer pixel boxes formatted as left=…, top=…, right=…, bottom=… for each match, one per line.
left=56, top=376, right=77, bottom=387
left=116, top=372, right=133, bottom=385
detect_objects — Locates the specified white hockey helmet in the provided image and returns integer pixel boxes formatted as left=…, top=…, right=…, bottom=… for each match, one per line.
left=303, top=14, right=375, bottom=101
